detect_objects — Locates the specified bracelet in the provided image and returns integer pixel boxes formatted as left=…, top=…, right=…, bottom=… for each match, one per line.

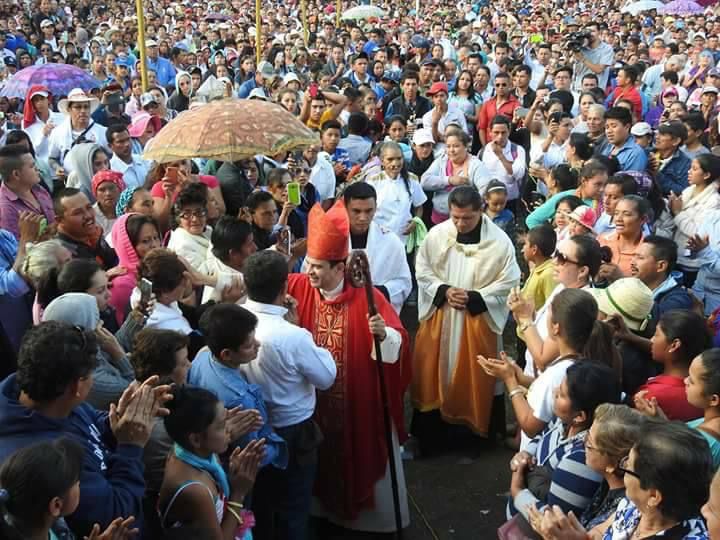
left=518, top=320, right=534, bottom=334
left=226, top=505, right=244, bottom=525
left=508, top=387, right=527, bottom=400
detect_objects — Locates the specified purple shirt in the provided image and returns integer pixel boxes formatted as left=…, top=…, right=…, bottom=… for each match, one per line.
left=0, top=183, right=55, bottom=239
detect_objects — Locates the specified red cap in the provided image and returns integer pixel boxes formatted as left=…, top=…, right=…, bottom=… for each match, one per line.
left=427, top=81, right=449, bottom=96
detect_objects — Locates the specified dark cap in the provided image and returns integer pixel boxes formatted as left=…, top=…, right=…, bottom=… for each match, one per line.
left=657, top=120, right=688, bottom=141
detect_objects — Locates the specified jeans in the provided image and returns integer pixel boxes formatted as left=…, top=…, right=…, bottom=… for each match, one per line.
left=252, top=419, right=320, bottom=540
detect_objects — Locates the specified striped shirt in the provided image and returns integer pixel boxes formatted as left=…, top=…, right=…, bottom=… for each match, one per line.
left=511, top=419, right=603, bottom=519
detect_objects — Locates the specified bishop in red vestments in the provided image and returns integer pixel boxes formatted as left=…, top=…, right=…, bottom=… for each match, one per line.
left=287, top=200, right=412, bottom=532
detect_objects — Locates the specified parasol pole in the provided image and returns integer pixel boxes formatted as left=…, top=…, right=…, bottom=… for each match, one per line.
left=348, top=251, right=405, bottom=540
left=135, top=0, right=148, bottom=91
left=336, top=0, right=341, bottom=27
left=302, top=0, right=308, bottom=46
left=255, top=0, right=262, bottom=66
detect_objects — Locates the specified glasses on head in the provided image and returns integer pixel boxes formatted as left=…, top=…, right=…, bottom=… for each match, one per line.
left=553, top=250, right=581, bottom=266
left=616, top=455, right=641, bottom=480
left=178, top=208, right=208, bottom=220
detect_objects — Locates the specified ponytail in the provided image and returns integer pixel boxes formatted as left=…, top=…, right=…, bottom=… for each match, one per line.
left=585, top=319, right=623, bottom=379
left=0, top=438, right=84, bottom=540
left=36, top=266, right=62, bottom=310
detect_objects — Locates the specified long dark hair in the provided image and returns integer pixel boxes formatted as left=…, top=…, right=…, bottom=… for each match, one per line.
left=0, top=438, right=84, bottom=540
left=551, top=288, right=622, bottom=374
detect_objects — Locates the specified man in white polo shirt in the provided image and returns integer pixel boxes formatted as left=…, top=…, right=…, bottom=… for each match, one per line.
left=480, top=115, right=526, bottom=204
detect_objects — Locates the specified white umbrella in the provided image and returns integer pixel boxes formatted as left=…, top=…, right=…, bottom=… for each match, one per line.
left=341, top=5, right=386, bottom=19
left=620, top=0, right=665, bottom=14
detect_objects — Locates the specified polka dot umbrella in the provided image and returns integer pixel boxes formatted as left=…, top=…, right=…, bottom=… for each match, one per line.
left=143, top=98, right=320, bottom=164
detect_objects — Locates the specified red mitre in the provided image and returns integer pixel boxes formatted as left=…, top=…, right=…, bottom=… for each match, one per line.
left=306, top=200, right=350, bottom=261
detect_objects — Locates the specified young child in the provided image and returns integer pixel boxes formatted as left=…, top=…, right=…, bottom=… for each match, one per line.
left=0, top=438, right=137, bottom=539
left=553, top=195, right=584, bottom=243
left=519, top=223, right=558, bottom=315
left=564, top=205, right=597, bottom=237
left=484, top=180, right=514, bottom=238
left=384, top=115, right=413, bottom=162
left=320, top=119, right=351, bottom=183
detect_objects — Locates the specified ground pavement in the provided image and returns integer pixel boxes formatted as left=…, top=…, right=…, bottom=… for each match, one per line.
left=311, top=305, right=514, bottom=539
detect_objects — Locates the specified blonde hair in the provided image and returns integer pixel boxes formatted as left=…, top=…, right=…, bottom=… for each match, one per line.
left=22, top=240, right=66, bottom=287
left=592, top=403, right=646, bottom=463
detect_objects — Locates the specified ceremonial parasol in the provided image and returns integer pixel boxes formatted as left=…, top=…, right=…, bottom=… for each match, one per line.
left=660, top=0, right=704, bottom=14
left=620, top=0, right=665, bottom=14
left=341, top=5, right=386, bottom=19
left=0, top=64, right=101, bottom=99
left=143, top=99, right=319, bottom=163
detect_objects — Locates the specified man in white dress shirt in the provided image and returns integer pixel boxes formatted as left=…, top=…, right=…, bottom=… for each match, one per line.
left=480, top=115, right=527, bottom=205
left=241, top=249, right=337, bottom=540
left=106, top=124, right=150, bottom=189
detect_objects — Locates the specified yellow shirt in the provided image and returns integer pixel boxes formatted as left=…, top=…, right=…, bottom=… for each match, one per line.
left=306, top=108, right=335, bottom=131
left=518, top=258, right=557, bottom=337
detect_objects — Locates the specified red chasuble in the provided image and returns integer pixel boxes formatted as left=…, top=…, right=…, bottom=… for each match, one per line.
left=288, top=273, right=412, bottom=521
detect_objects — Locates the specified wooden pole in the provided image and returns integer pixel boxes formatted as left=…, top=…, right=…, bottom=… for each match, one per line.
left=302, top=0, right=308, bottom=46
left=255, top=0, right=262, bottom=66
left=135, top=0, right=148, bottom=91
left=336, top=0, right=341, bottom=27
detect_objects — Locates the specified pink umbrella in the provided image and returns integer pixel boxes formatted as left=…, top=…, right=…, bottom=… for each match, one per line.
left=660, top=0, right=704, bottom=14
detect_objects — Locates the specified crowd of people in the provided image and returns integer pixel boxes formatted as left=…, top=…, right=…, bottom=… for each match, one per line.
left=5, top=0, right=720, bottom=538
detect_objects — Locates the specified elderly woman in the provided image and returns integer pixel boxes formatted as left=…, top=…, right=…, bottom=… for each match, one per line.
left=167, top=183, right=213, bottom=271
left=91, top=170, right=126, bottom=234
left=421, top=128, right=491, bottom=225
left=530, top=421, right=712, bottom=540
left=501, top=363, right=621, bottom=526
left=42, top=292, right=135, bottom=410
left=363, top=141, right=427, bottom=244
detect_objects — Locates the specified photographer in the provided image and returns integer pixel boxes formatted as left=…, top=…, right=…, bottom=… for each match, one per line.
left=91, top=83, right=131, bottom=129
left=569, top=23, right=614, bottom=93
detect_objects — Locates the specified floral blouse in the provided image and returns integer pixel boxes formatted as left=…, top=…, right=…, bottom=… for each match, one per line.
left=602, top=497, right=708, bottom=539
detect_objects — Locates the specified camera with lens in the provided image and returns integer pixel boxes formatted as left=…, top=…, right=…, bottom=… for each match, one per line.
left=565, top=31, right=592, bottom=53
left=106, top=92, right=126, bottom=115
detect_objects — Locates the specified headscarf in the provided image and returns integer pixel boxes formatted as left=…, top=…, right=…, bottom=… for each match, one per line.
left=65, top=143, right=105, bottom=200
left=116, top=186, right=142, bottom=216
left=22, top=85, right=51, bottom=129
left=91, top=170, right=126, bottom=198
left=42, top=292, right=100, bottom=330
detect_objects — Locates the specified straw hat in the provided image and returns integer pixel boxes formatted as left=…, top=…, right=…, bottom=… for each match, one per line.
left=590, top=278, right=654, bottom=331
left=58, top=88, right=99, bottom=114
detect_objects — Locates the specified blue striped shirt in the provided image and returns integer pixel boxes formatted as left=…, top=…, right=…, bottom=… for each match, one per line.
left=511, top=419, right=603, bottom=519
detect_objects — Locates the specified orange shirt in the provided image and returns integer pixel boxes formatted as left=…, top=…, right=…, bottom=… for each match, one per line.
left=598, top=231, right=643, bottom=277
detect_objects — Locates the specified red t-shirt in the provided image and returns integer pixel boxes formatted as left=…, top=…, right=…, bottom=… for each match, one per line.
left=150, top=175, right=220, bottom=201
left=636, top=375, right=703, bottom=421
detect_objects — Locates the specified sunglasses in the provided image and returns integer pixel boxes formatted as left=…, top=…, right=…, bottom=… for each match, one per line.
left=495, top=82, right=509, bottom=87
left=553, top=250, right=581, bottom=266
left=616, top=455, right=641, bottom=480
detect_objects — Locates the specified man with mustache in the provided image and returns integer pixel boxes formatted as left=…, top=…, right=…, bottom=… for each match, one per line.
left=54, top=187, right=118, bottom=270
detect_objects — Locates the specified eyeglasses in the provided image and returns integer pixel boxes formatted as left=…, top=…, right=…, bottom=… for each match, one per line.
left=553, top=250, right=581, bottom=266
left=616, top=455, right=641, bottom=480
left=178, top=208, right=208, bottom=220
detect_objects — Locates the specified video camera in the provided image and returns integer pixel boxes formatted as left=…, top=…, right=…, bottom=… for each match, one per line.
left=565, top=31, right=592, bottom=53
